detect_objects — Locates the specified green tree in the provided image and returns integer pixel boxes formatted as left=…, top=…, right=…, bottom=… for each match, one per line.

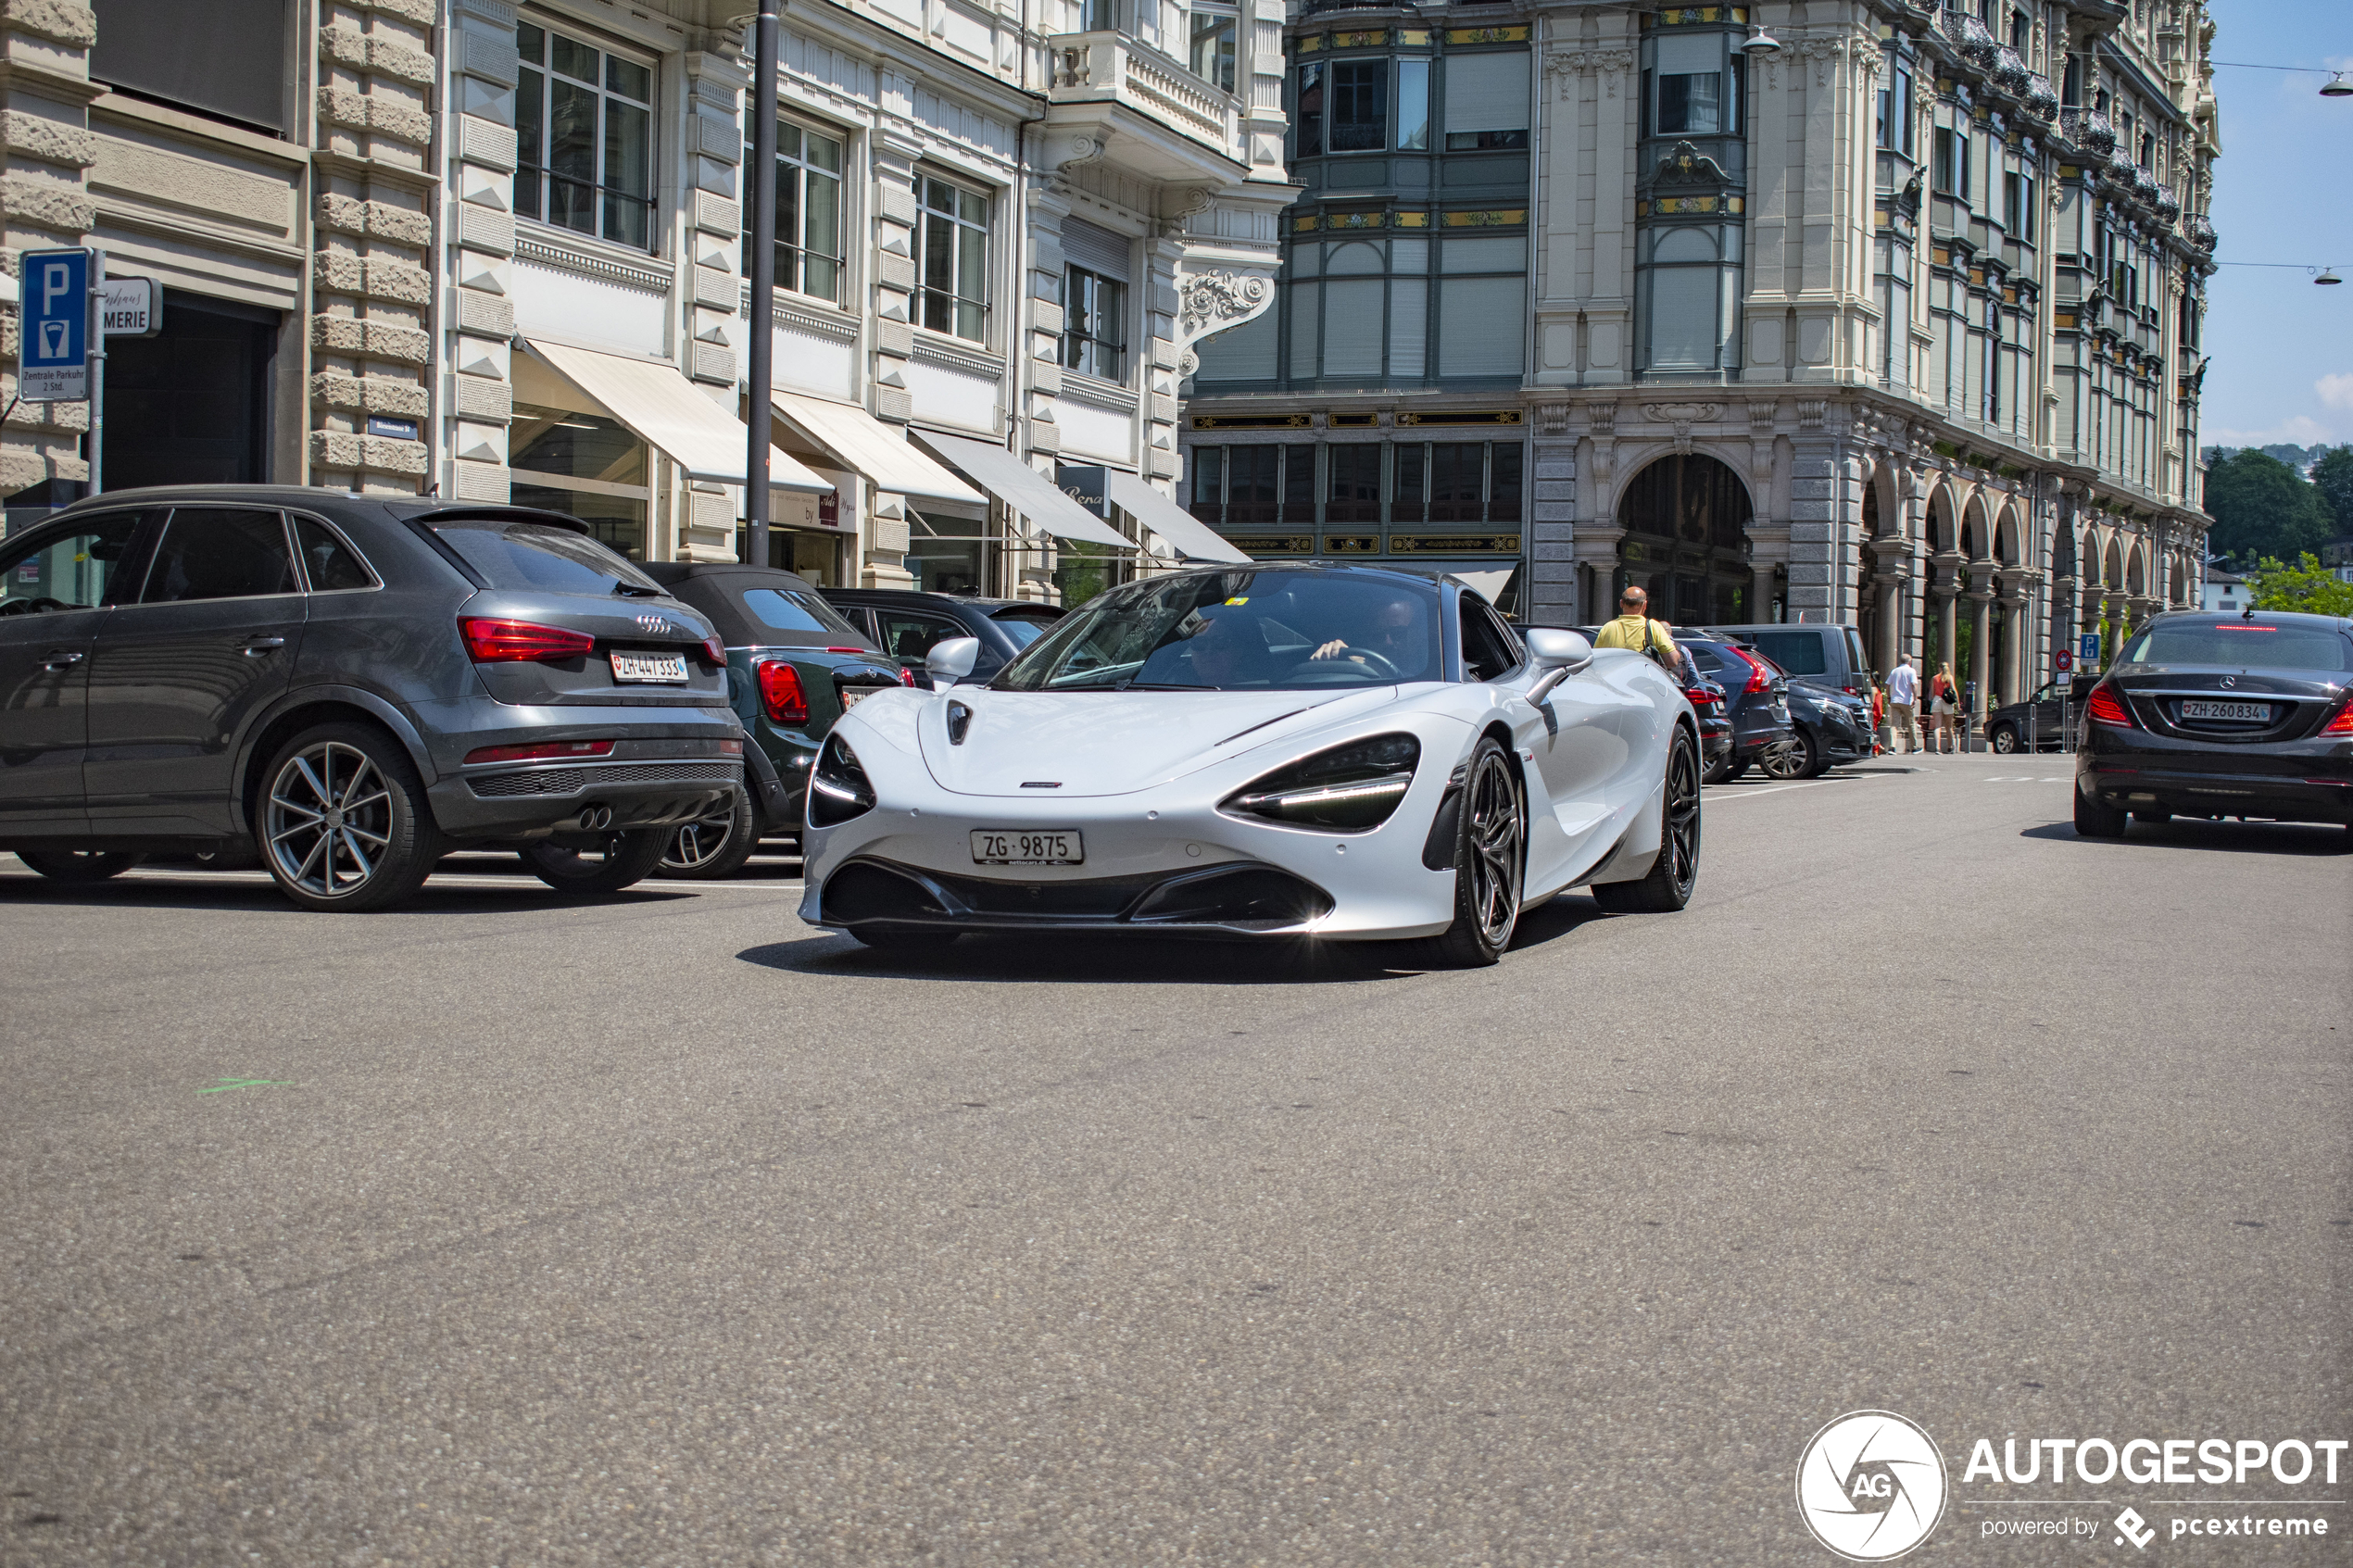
left=2244, top=552, right=2353, bottom=617
left=2309, top=445, right=2353, bottom=534
left=2201, top=450, right=2334, bottom=568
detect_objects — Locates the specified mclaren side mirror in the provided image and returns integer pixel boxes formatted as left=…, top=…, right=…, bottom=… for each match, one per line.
left=925, top=635, right=981, bottom=683
left=1523, top=628, right=1593, bottom=704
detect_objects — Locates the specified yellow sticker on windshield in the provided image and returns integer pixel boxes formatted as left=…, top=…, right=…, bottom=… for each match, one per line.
left=1224, top=596, right=1249, bottom=605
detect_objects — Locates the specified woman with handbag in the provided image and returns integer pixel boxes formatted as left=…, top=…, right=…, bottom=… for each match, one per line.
left=1928, top=662, right=1958, bottom=753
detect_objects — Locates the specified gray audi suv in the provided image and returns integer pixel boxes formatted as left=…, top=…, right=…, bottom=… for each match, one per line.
left=0, top=486, right=742, bottom=910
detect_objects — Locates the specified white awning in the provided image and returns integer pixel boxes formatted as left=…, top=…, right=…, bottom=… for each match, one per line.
left=1453, top=568, right=1517, bottom=606
left=909, top=430, right=1136, bottom=550
left=522, top=339, right=830, bottom=493
left=769, top=391, right=982, bottom=507
left=1098, top=469, right=1252, bottom=564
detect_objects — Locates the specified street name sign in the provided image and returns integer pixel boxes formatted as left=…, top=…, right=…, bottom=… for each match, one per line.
left=99, top=276, right=160, bottom=338
left=19, top=247, right=88, bottom=401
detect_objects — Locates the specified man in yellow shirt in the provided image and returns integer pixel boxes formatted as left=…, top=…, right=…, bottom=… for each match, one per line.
left=1591, top=585, right=1680, bottom=671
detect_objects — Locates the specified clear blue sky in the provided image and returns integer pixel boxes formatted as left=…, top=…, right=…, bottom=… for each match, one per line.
left=2199, top=0, right=2352, bottom=451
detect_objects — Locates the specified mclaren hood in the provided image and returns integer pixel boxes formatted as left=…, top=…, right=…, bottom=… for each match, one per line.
left=913, top=687, right=1408, bottom=797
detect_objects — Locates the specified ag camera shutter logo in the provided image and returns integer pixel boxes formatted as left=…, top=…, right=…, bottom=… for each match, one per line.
left=1796, top=1411, right=1948, bottom=1561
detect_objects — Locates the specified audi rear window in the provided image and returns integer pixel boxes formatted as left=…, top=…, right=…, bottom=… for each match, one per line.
left=737, top=586, right=870, bottom=646
left=429, top=518, right=662, bottom=596
left=2123, top=622, right=2351, bottom=672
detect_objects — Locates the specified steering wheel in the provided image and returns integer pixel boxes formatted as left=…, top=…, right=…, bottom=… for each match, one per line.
left=0, top=596, right=68, bottom=617
left=1326, top=646, right=1403, bottom=680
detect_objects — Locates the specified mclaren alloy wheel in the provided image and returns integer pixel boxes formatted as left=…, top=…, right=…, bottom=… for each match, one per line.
left=1592, top=726, right=1702, bottom=914
left=1403, top=737, right=1525, bottom=969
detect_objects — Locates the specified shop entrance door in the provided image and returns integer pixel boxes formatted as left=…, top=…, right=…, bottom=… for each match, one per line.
left=102, top=293, right=279, bottom=488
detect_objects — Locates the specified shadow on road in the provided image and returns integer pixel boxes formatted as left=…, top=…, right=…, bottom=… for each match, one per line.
left=738, top=890, right=1616, bottom=985
left=0, top=867, right=702, bottom=912
left=2019, top=819, right=2352, bottom=855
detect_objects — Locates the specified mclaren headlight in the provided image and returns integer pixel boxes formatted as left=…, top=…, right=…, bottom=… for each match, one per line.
left=1220, top=733, right=1420, bottom=832
left=808, top=734, right=875, bottom=828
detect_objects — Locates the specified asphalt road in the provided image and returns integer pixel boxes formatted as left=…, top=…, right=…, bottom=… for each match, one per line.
left=3, top=755, right=2347, bottom=1566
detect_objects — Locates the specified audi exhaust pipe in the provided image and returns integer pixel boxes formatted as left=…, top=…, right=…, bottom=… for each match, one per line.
left=574, top=803, right=614, bottom=831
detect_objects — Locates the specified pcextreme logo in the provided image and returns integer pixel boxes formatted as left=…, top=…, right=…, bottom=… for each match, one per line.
left=1797, top=1411, right=1950, bottom=1562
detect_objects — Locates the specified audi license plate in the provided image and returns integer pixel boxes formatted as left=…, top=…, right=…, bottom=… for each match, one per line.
left=610, top=651, right=688, bottom=684
left=971, top=829, right=1083, bottom=866
left=2180, top=699, right=2266, bottom=721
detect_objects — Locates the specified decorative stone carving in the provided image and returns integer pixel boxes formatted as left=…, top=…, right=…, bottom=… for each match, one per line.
left=1536, top=402, right=1570, bottom=435
left=1641, top=401, right=1718, bottom=425
left=1544, top=48, right=1634, bottom=100
left=1174, top=269, right=1275, bottom=375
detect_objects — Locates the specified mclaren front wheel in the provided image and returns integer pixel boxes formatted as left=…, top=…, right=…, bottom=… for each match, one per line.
left=1400, top=736, right=1525, bottom=969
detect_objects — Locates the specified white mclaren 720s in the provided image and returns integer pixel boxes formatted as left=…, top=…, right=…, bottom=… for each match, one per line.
left=796, top=563, right=1700, bottom=966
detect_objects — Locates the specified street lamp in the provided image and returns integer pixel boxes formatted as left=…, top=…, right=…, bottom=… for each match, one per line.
left=2317, top=269, right=2344, bottom=285
left=2322, top=72, right=2353, bottom=98
left=1741, top=24, right=1780, bottom=56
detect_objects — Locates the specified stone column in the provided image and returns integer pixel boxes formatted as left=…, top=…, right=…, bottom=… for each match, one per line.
left=681, top=48, right=746, bottom=561
left=1932, top=576, right=1958, bottom=687
left=861, top=128, right=921, bottom=589
left=1966, top=587, right=1993, bottom=718
left=0, top=0, right=99, bottom=498
left=311, top=0, right=439, bottom=493
left=444, top=0, right=518, bottom=504
left=1526, top=403, right=1576, bottom=625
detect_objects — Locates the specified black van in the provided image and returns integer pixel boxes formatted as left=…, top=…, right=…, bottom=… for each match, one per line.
left=1702, top=622, right=1874, bottom=699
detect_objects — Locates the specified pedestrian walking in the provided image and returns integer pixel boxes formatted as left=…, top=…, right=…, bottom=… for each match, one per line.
left=1885, top=654, right=1921, bottom=755
left=1592, top=586, right=1680, bottom=671
left=1927, top=661, right=1958, bottom=753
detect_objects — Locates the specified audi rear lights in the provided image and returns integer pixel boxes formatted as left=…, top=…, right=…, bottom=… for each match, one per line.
left=809, top=734, right=875, bottom=827
left=459, top=618, right=596, bottom=663
left=1220, top=734, right=1421, bottom=833
left=463, top=738, right=615, bottom=765
left=755, top=659, right=810, bottom=724
left=701, top=637, right=727, bottom=667
left=2086, top=682, right=2136, bottom=729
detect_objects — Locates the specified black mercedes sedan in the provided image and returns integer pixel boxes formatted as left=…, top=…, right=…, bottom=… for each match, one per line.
left=2073, top=609, right=2353, bottom=837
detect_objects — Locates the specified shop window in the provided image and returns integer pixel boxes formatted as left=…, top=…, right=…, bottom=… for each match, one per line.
left=1189, top=445, right=1316, bottom=527
left=510, top=404, right=651, bottom=559
left=744, top=121, right=845, bottom=305
left=1327, top=445, right=1381, bottom=523
left=907, top=510, right=989, bottom=595
left=914, top=177, right=989, bottom=343
left=1189, top=446, right=1225, bottom=522
left=1391, top=441, right=1520, bottom=525
left=1063, top=267, right=1127, bottom=383
left=1226, top=445, right=1281, bottom=524
left=1282, top=444, right=1316, bottom=523
left=1189, top=3, right=1237, bottom=92
left=517, top=19, right=655, bottom=250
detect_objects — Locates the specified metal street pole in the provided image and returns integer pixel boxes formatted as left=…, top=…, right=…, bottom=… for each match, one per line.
left=87, top=247, right=106, bottom=495
left=744, top=0, right=780, bottom=568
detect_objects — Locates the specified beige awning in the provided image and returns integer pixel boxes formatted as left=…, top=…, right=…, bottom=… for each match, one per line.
left=522, top=339, right=830, bottom=493
left=1098, top=468, right=1252, bottom=564
left=910, top=430, right=1136, bottom=550
left=770, top=391, right=982, bottom=507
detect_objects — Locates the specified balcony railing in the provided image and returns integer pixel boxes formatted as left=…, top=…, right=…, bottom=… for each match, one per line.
left=1050, top=31, right=1236, bottom=157
left=2183, top=213, right=2216, bottom=249
left=2059, top=107, right=2118, bottom=157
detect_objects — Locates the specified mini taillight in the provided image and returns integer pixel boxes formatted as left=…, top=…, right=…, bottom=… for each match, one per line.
left=2321, top=699, right=2353, bottom=736
left=460, top=618, right=596, bottom=663
left=755, top=659, right=810, bottom=724
left=463, top=738, right=615, bottom=765
left=899, top=666, right=916, bottom=687
left=2086, top=683, right=2135, bottom=728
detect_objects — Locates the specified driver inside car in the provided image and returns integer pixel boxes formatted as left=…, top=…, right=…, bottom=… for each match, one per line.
left=1310, top=595, right=1422, bottom=669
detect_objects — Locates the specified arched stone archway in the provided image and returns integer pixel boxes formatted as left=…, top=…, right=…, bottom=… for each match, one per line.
left=1614, top=452, right=1755, bottom=624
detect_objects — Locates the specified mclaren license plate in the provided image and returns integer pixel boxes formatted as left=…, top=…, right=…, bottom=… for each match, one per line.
left=610, top=651, right=688, bottom=684
left=2180, top=699, right=2266, bottom=721
left=971, top=829, right=1083, bottom=866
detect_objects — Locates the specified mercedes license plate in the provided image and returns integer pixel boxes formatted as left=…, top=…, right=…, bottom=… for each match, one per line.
left=610, top=651, right=688, bottom=684
left=971, top=829, right=1083, bottom=866
left=2180, top=699, right=2265, bottom=721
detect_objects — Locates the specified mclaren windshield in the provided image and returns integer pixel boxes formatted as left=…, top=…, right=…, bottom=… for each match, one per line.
left=993, top=570, right=1444, bottom=691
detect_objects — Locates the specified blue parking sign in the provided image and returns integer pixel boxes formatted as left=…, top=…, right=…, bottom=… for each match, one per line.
left=19, top=247, right=88, bottom=401
left=2078, top=631, right=2101, bottom=662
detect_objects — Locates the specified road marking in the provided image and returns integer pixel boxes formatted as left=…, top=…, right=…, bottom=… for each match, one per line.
left=1704, top=775, right=1891, bottom=802
left=198, top=1077, right=290, bottom=1094
left=39, top=868, right=809, bottom=895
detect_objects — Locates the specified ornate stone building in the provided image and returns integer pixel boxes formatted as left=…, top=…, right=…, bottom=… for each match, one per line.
left=3, top=0, right=1295, bottom=604
left=1184, top=0, right=2220, bottom=707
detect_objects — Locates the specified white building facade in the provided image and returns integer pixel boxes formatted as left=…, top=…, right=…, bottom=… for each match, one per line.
left=3, top=0, right=1296, bottom=604
left=1183, top=0, right=2221, bottom=709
